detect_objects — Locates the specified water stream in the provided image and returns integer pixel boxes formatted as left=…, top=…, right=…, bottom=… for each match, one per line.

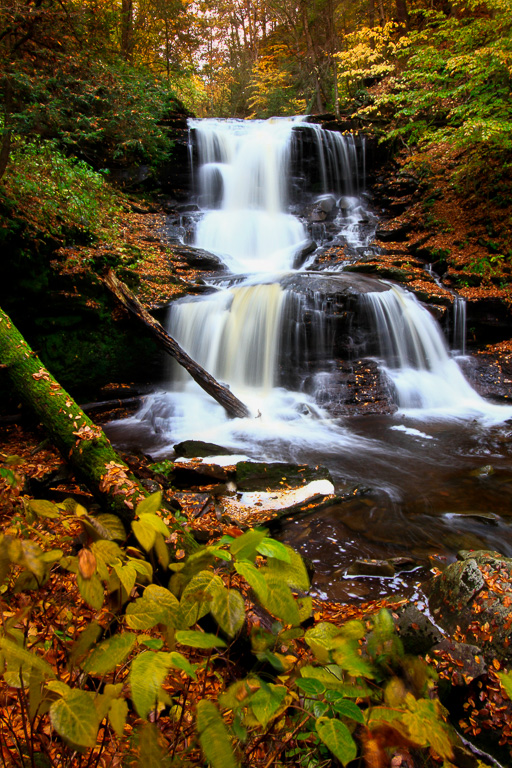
left=108, top=117, right=512, bottom=603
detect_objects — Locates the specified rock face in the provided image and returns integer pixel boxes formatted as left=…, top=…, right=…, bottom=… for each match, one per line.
left=428, top=550, right=512, bottom=662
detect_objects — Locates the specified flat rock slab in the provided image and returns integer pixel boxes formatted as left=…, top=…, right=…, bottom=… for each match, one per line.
left=217, top=479, right=342, bottom=526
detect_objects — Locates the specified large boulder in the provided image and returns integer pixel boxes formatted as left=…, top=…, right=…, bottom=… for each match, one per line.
left=427, top=550, right=512, bottom=662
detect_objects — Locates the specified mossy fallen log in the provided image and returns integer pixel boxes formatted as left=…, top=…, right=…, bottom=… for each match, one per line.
left=103, top=270, right=250, bottom=419
left=0, top=306, right=198, bottom=552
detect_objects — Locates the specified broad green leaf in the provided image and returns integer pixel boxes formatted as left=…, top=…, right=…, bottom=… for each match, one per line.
left=229, top=529, right=268, bottom=561
left=139, top=513, right=169, bottom=536
left=132, top=520, right=156, bottom=552
left=69, top=622, right=102, bottom=668
left=207, top=547, right=232, bottom=562
left=331, top=638, right=376, bottom=679
left=256, top=539, right=290, bottom=562
left=169, top=651, right=197, bottom=679
left=175, top=630, right=227, bottom=649
left=95, top=513, right=127, bottom=541
left=297, top=596, right=312, bottom=622
left=498, top=671, right=512, bottom=700
left=267, top=547, right=309, bottom=590
left=130, top=558, right=153, bottom=581
left=300, top=666, right=371, bottom=697
left=91, top=539, right=123, bottom=565
left=154, top=532, right=170, bottom=569
left=250, top=684, right=287, bottom=728
left=211, top=587, right=245, bottom=637
left=315, top=717, right=357, bottom=766
left=333, top=699, right=366, bottom=724
left=82, top=633, right=136, bottom=675
left=135, top=722, right=173, bottom=768
left=41, top=549, right=64, bottom=564
left=28, top=499, right=60, bottom=519
left=259, top=570, right=300, bottom=626
left=108, top=698, right=128, bottom=738
left=136, top=492, right=163, bottom=517
left=125, top=596, right=167, bottom=630
left=20, top=540, right=46, bottom=581
left=113, top=563, right=137, bottom=597
left=144, top=584, right=180, bottom=627
left=0, top=637, right=55, bottom=679
left=219, top=677, right=261, bottom=710
left=179, top=571, right=224, bottom=628
left=234, top=561, right=268, bottom=601
left=402, top=697, right=454, bottom=759
left=49, top=689, right=101, bottom=748
left=77, top=572, right=104, bottom=610
left=129, top=651, right=173, bottom=719
left=196, top=700, right=238, bottom=768
left=295, top=678, right=326, bottom=696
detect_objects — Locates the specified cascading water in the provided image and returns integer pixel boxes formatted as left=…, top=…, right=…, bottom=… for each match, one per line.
left=109, top=116, right=512, bottom=603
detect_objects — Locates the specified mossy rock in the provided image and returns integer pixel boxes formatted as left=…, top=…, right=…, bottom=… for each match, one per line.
left=173, top=440, right=233, bottom=459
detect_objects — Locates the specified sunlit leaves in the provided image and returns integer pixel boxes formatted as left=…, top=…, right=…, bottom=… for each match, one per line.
left=211, top=587, right=245, bottom=637
left=49, top=689, right=101, bottom=748
left=82, top=633, right=137, bottom=675
left=129, top=651, right=173, bottom=719
left=315, top=717, right=357, bottom=766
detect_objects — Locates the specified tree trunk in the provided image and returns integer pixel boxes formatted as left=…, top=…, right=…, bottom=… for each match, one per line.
left=0, top=307, right=198, bottom=553
left=103, top=270, right=250, bottom=420
left=0, top=78, right=13, bottom=181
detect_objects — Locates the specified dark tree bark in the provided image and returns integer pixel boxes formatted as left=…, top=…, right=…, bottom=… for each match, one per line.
left=0, top=306, right=198, bottom=553
left=103, top=270, right=251, bottom=420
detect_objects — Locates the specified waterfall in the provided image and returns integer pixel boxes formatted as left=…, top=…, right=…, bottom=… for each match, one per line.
left=168, top=283, right=286, bottom=392
left=363, top=285, right=493, bottom=414
left=453, top=296, right=467, bottom=355
left=190, top=117, right=308, bottom=274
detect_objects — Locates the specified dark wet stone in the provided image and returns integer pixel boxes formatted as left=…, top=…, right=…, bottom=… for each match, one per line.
left=293, top=240, right=317, bottom=269
left=427, top=550, right=512, bottom=661
left=235, top=461, right=332, bottom=492
left=173, top=440, right=233, bottom=459
left=173, top=245, right=225, bottom=271
left=346, top=558, right=396, bottom=577
left=430, top=639, right=487, bottom=685
left=395, top=604, right=443, bottom=655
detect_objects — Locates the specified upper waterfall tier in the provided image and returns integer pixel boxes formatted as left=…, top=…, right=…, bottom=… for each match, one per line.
left=188, top=117, right=365, bottom=274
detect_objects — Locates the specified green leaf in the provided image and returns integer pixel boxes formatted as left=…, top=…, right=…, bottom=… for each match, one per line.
left=135, top=722, right=173, bottom=768
left=315, top=717, right=357, bottom=766
left=250, top=684, right=287, bottom=728
left=267, top=547, right=309, bottom=590
left=154, top=532, right=170, bottom=569
left=132, top=520, right=156, bottom=552
left=256, top=539, right=290, bottom=562
left=144, top=584, right=180, bottom=627
left=125, top=596, right=167, bottom=630
left=113, top=563, right=137, bottom=597
left=258, top=570, right=300, bottom=626
left=178, top=571, right=224, bottom=628
left=0, top=637, right=55, bottom=679
left=49, top=689, right=101, bottom=748
left=77, top=572, right=104, bottom=610
left=175, top=630, right=227, bottom=649
left=332, top=699, right=366, bottom=724
left=95, top=513, right=127, bottom=541
left=234, top=561, right=268, bottom=601
left=295, top=678, right=326, bottom=696
left=91, top=539, right=123, bottom=565
left=498, top=671, right=512, bottom=700
left=136, top=491, right=162, bottom=517
left=168, top=651, right=197, bottom=679
left=300, top=666, right=371, bottom=697
left=82, top=633, right=136, bottom=675
left=331, top=638, right=376, bottom=679
left=129, top=651, right=173, bottom=719
left=196, top=700, right=239, bottom=768
left=211, top=587, right=245, bottom=637
left=229, top=529, right=268, bottom=561
left=139, top=513, right=169, bottom=536
left=108, top=698, right=128, bottom=738
left=28, top=499, right=60, bottom=519
left=402, top=697, right=454, bottom=759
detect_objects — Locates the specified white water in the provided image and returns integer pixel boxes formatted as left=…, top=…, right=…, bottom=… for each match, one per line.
left=364, top=285, right=510, bottom=421
left=191, top=117, right=309, bottom=273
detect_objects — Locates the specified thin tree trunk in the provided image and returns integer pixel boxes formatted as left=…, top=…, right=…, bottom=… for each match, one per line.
left=103, top=270, right=250, bottom=420
left=0, top=78, right=13, bottom=180
left=0, top=306, right=198, bottom=553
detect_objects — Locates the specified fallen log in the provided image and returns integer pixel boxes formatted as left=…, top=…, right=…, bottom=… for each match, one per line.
left=103, top=269, right=250, bottom=419
left=0, top=306, right=199, bottom=554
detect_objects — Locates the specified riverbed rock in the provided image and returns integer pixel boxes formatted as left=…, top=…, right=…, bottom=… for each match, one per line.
left=346, top=558, right=396, bottom=577
left=395, top=604, right=444, bottom=656
left=174, top=440, right=233, bottom=459
left=234, top=461, right=332, bottom=491
left=427, top=550, right=512, bottom=662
